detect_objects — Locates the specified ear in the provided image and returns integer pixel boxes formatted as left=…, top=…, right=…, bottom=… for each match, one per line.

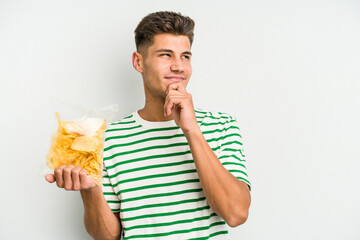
left=132, top=51, right=144, bottom=73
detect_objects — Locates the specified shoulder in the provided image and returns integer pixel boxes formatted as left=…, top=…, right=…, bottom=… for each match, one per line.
left=106, top=112, right=136, bottom=131
left=195, top=107, right=237, bottom=125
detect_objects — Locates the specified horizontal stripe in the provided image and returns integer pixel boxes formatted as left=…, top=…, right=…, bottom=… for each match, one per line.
left=105, top=146, right=220, bottom=166
left=126, top=212, right=218, bottom=231
left=105, top=127, right=180, bottom=141
left=121, top=188, right=203, bottom=203
left=112, top=169, right=198, bottom=188
left=108, top=160, right=194, bottom=177
left=205, top=115, right=232, bottom=120
left=104, top=134, right=185, bottom=151
left=222, top=147, right=242, bottom=152
left=202, top=125, right=239, bottom=135
left=122, top=205, right=211, bottom=222
left=218, top=154, right=245, bottom=162
left=200, top=119, right=236, bottom=127
left=228, top=169, right=248, bottom=177
left=111, top=121, right=135, bottom=126
left=105, top=149, right=192, bottom=166
left=105, top=125, right=238, bottom=143
left=104, top=142, right=190, bottom=161
left=194, top=109, right=207, bottom=114
left=121, top=197, right=206, bottom=212
left=124, top=221, right=226, bottom=239
left=221, top=140, right=243, bottom=147
left=121, top=188, right=202, bottom=203
left=120, top=178, right=200, bottom=194
left=110, top=116, right=134, bottom=125
left=103, top=192, right=116, bottom=196
left=104, top=128, right=241, bottom=153
left=222, top=161, right=246, bottom=169
left=206, top=133, right=242, bottom=145
left=223, top=149, right=246, bottom=158
left=187, top=230, right=229, bottom=240
left=110, top=120, right=135, bottom=125
left=106, top=125, right=142, bottom=132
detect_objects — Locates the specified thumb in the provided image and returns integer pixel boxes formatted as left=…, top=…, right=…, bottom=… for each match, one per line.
left=45, top=174, right=55, bottom=183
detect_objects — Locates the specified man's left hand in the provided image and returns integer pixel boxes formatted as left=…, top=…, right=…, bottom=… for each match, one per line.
left=164, top=82, right=199, bottom=133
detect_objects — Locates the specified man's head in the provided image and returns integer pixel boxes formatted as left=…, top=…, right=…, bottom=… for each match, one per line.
left=132, top=11, right=195, bottom=101
left=134, top=11, right=195, bottom=55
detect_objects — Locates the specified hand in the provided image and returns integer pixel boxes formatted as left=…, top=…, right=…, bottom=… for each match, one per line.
left=164, top=82, right=199, bottom=133
left=45, top=165, right=97, bottom=191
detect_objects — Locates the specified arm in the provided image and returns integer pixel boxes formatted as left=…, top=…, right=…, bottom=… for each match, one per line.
left=45, top=165, right=121, bottom=239
left=81, top=185, right=121, bottom=240
left=184, top=129, right=251, bottom=227
left=164, top=83, right=251, bottom=227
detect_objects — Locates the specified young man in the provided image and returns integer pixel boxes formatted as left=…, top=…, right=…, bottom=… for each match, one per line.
left=46, top=11, right=251, bottom=240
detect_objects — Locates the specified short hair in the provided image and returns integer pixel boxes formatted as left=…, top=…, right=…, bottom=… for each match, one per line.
left=134, top=11, right=195, bottom=52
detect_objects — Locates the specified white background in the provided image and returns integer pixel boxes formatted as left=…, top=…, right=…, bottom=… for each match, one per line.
left=1, top=0, right=359, bottom=239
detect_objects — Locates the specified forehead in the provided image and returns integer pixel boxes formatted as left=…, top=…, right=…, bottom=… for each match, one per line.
left=148, top=33, right=191, bottom=53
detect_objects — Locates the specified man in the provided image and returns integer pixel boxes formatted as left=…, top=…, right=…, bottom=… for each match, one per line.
left=45, top=11, right=251, bottom=239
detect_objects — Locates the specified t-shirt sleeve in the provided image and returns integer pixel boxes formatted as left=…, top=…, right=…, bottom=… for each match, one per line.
left=217, top=115, right=251, bottom=190
left=101, top=166, right=121, bottom=212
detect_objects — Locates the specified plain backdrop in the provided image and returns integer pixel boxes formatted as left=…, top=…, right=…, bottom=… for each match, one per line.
left=0, top=0, right=359, bottom=239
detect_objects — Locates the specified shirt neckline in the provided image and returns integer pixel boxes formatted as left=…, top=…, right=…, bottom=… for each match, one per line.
left=132, top=110, right=178, bottom=128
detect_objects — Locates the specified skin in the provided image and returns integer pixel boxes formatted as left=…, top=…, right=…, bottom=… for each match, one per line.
left=133, top=33, right=193, bottom=123
left=45, top=33, right=251, bottom=239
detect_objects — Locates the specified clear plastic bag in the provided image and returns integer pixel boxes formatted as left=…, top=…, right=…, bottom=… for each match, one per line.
left=45, top=103, right=118, bottom=185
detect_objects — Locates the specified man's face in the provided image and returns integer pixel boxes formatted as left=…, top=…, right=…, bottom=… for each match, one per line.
left=138, top=33, right=192, bottom=100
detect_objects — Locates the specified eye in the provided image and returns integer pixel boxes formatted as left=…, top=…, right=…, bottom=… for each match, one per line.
left=182, top=55, right=191, bottom=60
left=160, top=53, right=171, bottom=57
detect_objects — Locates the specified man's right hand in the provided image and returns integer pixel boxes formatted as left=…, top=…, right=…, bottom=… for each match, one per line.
left=45, top=165, right=98, bottom=191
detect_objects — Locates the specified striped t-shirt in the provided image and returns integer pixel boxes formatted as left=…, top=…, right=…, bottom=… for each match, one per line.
left=102, top=108, right=251, bottom=240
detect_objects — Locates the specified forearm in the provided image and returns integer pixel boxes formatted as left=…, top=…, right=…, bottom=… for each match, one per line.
left=80, top=186, right=121, bottom=240
left=184, top=128, right=251, bottom=227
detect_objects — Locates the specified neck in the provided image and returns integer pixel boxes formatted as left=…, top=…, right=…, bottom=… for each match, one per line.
left=138, top=95, right=173, bottom=122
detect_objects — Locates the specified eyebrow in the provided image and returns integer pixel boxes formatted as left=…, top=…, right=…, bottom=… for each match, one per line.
left=155, top=49, right=192, bottom=55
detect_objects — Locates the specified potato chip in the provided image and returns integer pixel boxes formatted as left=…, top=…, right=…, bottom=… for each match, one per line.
left=46, top=113, right=106, bottom=184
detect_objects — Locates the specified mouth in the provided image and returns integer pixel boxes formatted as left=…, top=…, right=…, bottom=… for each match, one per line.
left=165, top=76, right=185, bottom=82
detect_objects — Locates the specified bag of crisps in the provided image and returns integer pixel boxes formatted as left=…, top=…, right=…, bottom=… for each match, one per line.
left=46, top=104, right=118, bottom=185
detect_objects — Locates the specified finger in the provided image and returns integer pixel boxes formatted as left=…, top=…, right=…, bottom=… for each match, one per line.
left=45, top=174, right=55, bottom=183
left=54, top=165, right=66, bottom=188
left=164, top=95, right=183, bottom=117
left=71, top=166, right=82, bottom=191
left=63, top=165, right=75, bottom=190
left=166, top=82, right=186, bottom=94
left=164, top=95, right=173, bottom=117
left=166, top=88, right=186, bottom=97
left=79, top=169, right=96, bottom=190
left=79, top=169, right=91, bottom=189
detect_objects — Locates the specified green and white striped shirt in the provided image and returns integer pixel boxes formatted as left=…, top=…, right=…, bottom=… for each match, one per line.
left=102, top=108, right=251, bottom=240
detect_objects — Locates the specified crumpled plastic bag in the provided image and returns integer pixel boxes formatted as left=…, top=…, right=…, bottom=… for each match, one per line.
left=46, top=113, right=106, bottom=184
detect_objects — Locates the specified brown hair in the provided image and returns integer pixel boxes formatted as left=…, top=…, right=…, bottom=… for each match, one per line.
left=134, top=11, right=195, bottom=52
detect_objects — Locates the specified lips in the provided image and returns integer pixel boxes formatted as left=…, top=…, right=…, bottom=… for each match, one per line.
left=165, top=76, right=185, bottom=82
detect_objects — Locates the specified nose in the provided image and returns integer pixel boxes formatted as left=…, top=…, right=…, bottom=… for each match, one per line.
left=170, top=57, right=184, bottom=73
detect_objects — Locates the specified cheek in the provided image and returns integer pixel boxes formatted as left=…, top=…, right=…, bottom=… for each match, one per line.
left=186, top=64, right=192, bottom=75
left=151, top=60, right=169, bottom=74
left=144, top=62, right=160, bottom=79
